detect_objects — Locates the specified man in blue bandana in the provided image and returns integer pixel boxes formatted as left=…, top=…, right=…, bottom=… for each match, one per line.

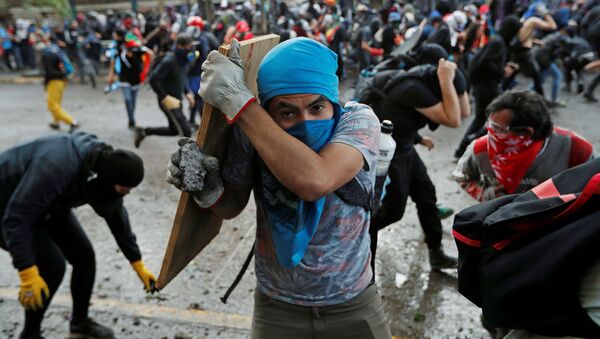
left=167, top=38, right=392, bottom=338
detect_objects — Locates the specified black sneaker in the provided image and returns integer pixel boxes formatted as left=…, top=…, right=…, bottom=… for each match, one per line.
left=48, top=122, right=60, bottom=130
left=480, top=314, right=509, bottom=339
left=134, top=127, right=146, bottom=148
left=546, top=100, right=566, bottom=108
left=128, top=121, right=135, bottom=130
left=584, top=93, right=599, bottom=102
left=69, top=318, right=114, bottom=339
left=69, top=122, right=81, bottom=133
left=428, top=247, right=457, bottom=270
left=19, top=331, right=45, bottom=339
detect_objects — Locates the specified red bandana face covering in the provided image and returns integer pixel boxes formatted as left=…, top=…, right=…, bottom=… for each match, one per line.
left=487, top=126, right=544, bottom=194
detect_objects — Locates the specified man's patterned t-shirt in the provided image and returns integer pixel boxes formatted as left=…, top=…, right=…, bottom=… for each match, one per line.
left=222, top=102, right=380, bottom=306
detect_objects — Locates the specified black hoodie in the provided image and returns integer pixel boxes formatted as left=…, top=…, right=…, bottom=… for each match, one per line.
left=0, top=132, right=142, bottom=270
left=468, top=16, right=521, bottom=86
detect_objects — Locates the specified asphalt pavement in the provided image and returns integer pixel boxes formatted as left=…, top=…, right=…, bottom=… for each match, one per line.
left=0, top=75, right=598, bottom=338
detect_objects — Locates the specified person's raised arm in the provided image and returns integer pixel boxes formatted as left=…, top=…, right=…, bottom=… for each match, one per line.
left=417, top=59, right=461, bottom=127
left=199, top=40, right=373, bottom=201
left=459, top=93, right=471, bottom=118
left=519, top=14, right=557, bottom=42
left=236, top=103, right=367, bottom=201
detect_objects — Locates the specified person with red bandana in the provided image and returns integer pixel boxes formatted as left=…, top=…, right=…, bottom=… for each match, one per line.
left=452, top=90, right=597, bottom=202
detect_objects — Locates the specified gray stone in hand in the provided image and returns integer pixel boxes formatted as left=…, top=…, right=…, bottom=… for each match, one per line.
left=179, top=142, right=208, bottom=192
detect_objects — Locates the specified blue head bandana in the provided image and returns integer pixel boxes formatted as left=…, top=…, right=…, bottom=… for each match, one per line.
left=256, top=38, right=344, bottom=268
left=257, top=37, right=342, bottom=112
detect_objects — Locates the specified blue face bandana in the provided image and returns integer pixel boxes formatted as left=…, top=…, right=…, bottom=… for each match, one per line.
left=260, top=111, right=340, bottom=268
left=286, top=113, right=338, bottom=152
left=256, top=38, right=345, bottom=268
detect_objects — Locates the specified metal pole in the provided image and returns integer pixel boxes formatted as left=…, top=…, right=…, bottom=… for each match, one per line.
left=131, top=0, right=138, bottom=14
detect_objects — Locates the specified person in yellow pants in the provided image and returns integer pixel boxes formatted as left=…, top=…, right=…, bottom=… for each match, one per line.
left=41, top=38, right=80, bottom=131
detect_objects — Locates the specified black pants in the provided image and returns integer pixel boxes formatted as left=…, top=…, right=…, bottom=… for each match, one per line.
left=2, top=48, right=16, bottom=70
left=144, top=100, right=192, bottom=137
left=563, top=57, right=586, bottom=93
left=334, top=49, right=344, bottom=79
left=357, top=49, right=372, bottom=72
left=586, top=73, right=600, bottom=97
left=370, top=147, right=442, bottom=273
left=189, top=92, right=204, bottom=125
left=514, top=50, right=545, bottom=97
left=455, top=85, right=501, bottom=158
left=0, top=211, right=95, bottom=336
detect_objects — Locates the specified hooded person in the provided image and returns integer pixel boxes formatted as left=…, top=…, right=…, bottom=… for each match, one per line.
left=135, top=34, right=197, bottom=147
left=367, top=41, right=470, bottom=275
left=166, top=38, right=393, bottom=338
left=445, top=10, right=468, bottom=48
left=453, top=15, right=521, bottom=159
left=380, top=11, right=403, bottom=58
left=0, top=132, right=156, bottom=339
left=107, top=32, right=153, bottom=128
left=507, top=9, right=558, bottom=97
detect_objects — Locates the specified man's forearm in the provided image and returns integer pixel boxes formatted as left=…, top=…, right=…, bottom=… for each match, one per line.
left=459, top=93, right=471, bottom=118
left=104, top=207, right=142, bottom=262
left=210, top=184, right=250, bottom=219
left=236, top=103, right=332, bottom=201
left=439, top=79, right=461, bottom=127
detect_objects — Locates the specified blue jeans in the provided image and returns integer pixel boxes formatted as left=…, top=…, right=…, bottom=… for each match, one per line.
left=537, top=63, right=563, bottom=102
left=121, top=85, right=139, bottom=125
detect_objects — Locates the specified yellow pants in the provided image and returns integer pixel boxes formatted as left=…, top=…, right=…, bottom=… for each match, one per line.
left=46, top=79, right=74, bottom=125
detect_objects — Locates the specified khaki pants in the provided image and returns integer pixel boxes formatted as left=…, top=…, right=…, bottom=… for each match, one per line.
left=252, top=285, right=392, bottom=339
left=46, top=79, right=74, bottom=125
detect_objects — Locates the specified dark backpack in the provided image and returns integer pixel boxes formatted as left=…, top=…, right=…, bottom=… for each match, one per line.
left=453, top=158, right=600, bottom=337
left=356, top=64, right=437, bottom=110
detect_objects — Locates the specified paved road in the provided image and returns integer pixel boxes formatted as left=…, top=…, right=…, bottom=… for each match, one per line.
left=0, top=78, right=598, bottom=338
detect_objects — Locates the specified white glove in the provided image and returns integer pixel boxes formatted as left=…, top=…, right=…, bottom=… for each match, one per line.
left=200, top=39, right=256, bottom=124
left=166, top=137, right=224, bottom=208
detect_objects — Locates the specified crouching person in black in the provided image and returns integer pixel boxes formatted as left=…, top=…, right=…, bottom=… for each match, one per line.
left=0, top=132, right=156, bottom=339
left=369, top=44, right=470, bottom=274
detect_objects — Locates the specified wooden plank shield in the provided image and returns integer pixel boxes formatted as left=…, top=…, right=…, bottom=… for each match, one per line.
left=156, top=34, right=280, bottom=289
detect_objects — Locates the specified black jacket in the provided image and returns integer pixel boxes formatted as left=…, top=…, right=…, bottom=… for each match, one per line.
left=149, top=52, right=189, bottom=100
left=41, top=46, right=67, bottom=85
left=0, top=132, right=142, bottom=270
left=468, top=35, right=507, bottom=87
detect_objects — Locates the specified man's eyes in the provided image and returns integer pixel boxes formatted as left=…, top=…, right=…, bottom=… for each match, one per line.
left=278, top=103, right=326, bottom=119
left=311, top=104, right=325, bottom=113
left=280, top=111, right=296, bottom=118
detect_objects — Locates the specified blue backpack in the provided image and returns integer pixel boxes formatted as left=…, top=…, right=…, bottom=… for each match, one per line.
left=48, top=44, right=74, bottom=76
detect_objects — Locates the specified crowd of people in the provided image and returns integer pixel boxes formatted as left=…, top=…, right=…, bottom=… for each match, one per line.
left=1, top=0, right=600, bottom=338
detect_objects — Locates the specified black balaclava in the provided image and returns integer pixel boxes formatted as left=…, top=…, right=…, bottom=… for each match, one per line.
left=497, top=15, right=522, bottom=45
left=415, top=43, right=449, bottom=65
left=97, top=149, right=145, bottom=187
left=370, top=19, right=382, bottom=34
left=83, top=148, right=144, bottom=207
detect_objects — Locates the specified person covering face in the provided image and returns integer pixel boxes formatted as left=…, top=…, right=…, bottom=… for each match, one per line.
left=453, top=91, right=596, bottom=201
left=167, top=38, right=392, bottom=338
